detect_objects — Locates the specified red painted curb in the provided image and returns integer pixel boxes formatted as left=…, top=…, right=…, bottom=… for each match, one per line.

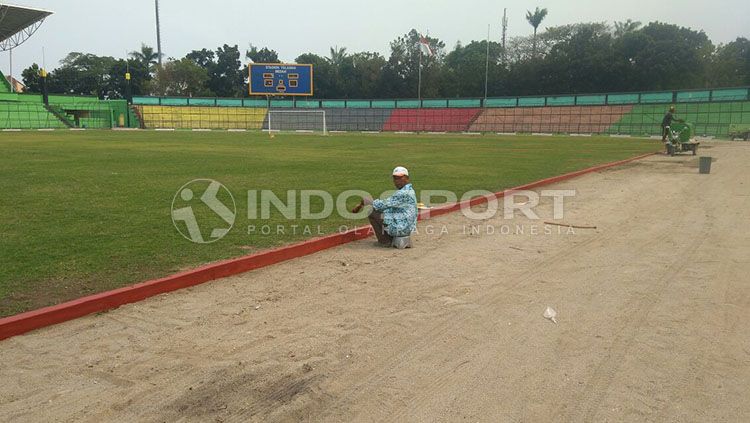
left=0, top=151, right=657, bottom=341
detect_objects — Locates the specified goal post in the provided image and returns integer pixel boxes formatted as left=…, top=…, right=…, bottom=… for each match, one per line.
left=266, top=110, right=327, bottom=135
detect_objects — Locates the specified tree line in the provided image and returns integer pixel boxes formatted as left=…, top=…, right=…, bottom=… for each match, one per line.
left=21, top=18, right=750, bottom=100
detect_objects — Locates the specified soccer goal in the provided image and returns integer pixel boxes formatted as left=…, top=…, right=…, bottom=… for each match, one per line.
left=266, top=110, right=327, bottom=135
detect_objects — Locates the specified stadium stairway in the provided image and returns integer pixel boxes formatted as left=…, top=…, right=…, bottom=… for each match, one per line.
left=131, top=105, right=146, bottom=129
left=44, top=105, right=75, bottom=128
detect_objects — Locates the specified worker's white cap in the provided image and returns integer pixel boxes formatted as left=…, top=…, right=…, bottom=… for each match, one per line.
left=392, top=166, right=409, bottom=176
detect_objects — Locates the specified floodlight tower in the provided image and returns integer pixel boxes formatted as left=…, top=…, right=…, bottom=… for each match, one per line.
left=155, top=0, right=162, bottom=66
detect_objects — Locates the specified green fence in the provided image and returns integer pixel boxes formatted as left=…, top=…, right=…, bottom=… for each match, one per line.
left=132, top=86, right=749, bottom=109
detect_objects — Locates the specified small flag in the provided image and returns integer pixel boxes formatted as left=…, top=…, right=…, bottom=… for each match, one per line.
left=418, top=35, right=434, bottom=57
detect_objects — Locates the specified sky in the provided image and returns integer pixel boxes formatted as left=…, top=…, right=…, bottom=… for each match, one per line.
left=3, top=0, right=749, bottom=78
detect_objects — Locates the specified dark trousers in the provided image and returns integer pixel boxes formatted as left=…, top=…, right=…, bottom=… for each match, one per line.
left=368, top=210, right=393, bottom=245
left=662, top=125, right=669, bottom=142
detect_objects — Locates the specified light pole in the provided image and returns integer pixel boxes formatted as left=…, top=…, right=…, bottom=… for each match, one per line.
left=155, top=0, right=162, bottom=66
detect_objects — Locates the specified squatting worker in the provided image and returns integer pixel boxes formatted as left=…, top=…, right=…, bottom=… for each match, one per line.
left=352, top=166, right=417, bottom=246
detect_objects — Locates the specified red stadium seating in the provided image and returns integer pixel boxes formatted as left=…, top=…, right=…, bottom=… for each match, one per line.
left=383, top=108, right=481, bottom=132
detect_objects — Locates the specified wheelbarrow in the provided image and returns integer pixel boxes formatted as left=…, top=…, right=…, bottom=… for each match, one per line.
left=665, top=121, right=699, bottom=156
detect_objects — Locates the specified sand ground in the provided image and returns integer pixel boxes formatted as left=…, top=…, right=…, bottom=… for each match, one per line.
left=1, top=141, right=749, bottom=422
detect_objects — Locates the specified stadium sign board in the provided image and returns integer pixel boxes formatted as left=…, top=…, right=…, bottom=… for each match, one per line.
left=248, top=63, right=313, bottom=96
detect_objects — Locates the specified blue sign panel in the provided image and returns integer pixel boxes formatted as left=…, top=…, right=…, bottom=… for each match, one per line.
left=248, top=63, right=313, bottom=96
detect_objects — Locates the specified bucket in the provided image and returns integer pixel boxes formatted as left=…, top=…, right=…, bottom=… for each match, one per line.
left=699, top=156, right=712, bottom=174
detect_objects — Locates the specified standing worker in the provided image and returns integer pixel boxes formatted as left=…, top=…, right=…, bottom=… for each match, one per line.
left=661, top=106, right=684, bottom=152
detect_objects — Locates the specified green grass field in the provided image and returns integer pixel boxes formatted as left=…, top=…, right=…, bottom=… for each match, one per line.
left=0, top=131, right=657, bottom=317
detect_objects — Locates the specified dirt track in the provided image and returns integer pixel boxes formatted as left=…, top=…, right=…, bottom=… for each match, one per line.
left=1, top=141, right=749, bottom=422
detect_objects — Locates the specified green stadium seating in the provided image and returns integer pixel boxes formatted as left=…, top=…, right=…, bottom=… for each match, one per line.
left=0, top=102, right=69, bottom=129
left=0, top=69, right=12, bottom=93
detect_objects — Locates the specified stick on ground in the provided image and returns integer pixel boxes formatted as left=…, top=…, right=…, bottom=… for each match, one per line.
left=543, top=221, right=597, bottom=230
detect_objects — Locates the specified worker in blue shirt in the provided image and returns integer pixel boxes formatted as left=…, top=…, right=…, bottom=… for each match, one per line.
left=352, top=166, right=417, bottom=246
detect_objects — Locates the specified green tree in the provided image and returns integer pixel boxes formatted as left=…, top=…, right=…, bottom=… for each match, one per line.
left=185, top=48, right=215, bottom=68
left=293, top=51, right=385, bottom=99
left=442, top=40, right=504, bottom=97
left=295, top=53, right=334, bottom=98
left=21, top=64, right=43, bottom=93
left=149, top=58, right=213, bottom=97
left=348, top=52, right=386, bottom=98
left=709, top=38, right=750, bottom=86
left=246, top=46, right=280, bottom=63
left=187, top=45, right=245, bottom=97
left=508, top=23, right=588, bottom=62
left=613, top=22, right=714, bottom=90
left=526, top=7, right=549, bottom=57
left=107, top=58, right=151, bottom=98
left=211, top=44, right=244, bottom=97
left=381, top=29, right=445, bottom=98
left=325, top=46, right=349, bottom=97
left=541, top=24, right=617, bottom=93
left=129, top=44, right=160, bottom=73
left=614, top=19, right=642, bottom=38
left=328, top=46, right=348, bottom=66
left=45, top=52, right=118, bottom=97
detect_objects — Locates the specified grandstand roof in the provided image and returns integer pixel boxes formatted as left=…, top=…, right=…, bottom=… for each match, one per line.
left=0, top=3, right=52, bottom=50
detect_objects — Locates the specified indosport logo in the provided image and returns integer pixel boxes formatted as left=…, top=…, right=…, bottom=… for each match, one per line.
left=171, top=179, right=236, bottom=244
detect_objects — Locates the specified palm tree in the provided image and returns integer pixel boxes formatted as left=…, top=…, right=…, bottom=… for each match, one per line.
left=525, top=7, right=549, bottom=57
left=129, top=44, right=160, bottom=73
left=614, top=19, right=642, bottom=37
left=327, top=46, right=348, bottom=66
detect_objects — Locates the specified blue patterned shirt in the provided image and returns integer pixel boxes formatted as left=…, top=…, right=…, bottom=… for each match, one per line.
left=372, top=183, right=417, bottom=237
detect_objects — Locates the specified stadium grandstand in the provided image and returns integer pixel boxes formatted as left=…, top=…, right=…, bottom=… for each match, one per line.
left=131, top=86, right=750, bottom=137
left=0, top=5, right=747, bottom=137
left=0, top=4, right=137, bottom=130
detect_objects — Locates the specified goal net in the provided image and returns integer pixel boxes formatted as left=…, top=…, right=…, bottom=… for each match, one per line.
left=266, top=110, right=327, bottom=135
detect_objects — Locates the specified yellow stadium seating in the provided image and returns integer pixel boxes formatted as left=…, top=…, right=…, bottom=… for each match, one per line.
left=136, top=105, right=267, bottom=129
